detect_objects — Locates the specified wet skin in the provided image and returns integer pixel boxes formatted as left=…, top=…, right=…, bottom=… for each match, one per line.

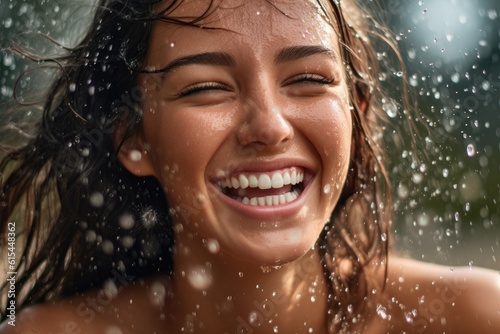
left=1, top=1, right=500, bottom=333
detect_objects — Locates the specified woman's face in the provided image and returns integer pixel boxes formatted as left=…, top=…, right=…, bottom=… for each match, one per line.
left=127, top=0, right=352, bottom=266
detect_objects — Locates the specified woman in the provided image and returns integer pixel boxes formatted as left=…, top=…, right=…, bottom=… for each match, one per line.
left=1, top=0, right=499, bottom=333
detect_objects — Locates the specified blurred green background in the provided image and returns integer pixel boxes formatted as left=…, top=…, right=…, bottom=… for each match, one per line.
left=1, top=0, right=499, bottom=270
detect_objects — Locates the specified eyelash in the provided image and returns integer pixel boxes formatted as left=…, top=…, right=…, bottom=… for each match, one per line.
left=178, top=82, right=230, bottom=97
left=178, top=74, right=334, bottom=97
left=285, top=74, right=335, bottom=86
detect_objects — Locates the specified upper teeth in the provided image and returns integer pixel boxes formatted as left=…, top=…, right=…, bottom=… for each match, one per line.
left=219, top=168, right=304, bottom=190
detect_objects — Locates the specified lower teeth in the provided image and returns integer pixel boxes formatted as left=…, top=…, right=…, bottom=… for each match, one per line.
left=235, top=189, right=301, bottom=206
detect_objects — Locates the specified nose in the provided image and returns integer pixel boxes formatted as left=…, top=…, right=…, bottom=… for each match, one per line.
left=237, top=90, right=294, bottom=148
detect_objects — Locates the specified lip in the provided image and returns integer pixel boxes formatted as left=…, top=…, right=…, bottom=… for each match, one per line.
left=209, top=159, right=316, bottom=220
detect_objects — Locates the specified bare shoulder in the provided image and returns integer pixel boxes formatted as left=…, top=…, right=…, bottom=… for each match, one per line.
left=384, top=256, right=500, bottom=333
left=0, top=275, right=171, bottom=334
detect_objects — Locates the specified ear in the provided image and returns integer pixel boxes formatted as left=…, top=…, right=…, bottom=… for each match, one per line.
left=358, top=98, right=368, bottom=114
left=115, top=123, right=156, bottom=177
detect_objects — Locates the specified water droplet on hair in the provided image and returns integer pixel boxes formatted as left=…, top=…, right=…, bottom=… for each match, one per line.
left=248, top=311, right=260, bottom=325
left=90, top=192, right=104, bottom=207
left=69, top=83, right=76, bottom=92
left=121, top=235, right=134, bottom=249
left=119, top=213, right=135, bottom=230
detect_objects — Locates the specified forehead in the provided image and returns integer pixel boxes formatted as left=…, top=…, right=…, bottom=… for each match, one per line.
left=146, top=0, right=341, bottom=65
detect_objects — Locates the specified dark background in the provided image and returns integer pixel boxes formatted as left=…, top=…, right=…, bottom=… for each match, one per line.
left=1, top=0, right=499, bottom=270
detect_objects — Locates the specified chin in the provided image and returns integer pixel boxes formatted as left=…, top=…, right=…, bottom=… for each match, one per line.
left=221, top=226, right=322, bottom=268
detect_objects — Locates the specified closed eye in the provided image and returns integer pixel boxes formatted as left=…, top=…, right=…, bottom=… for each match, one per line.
left=284, top=74, right=335, bottom=86
left=178, top=82, right=231, bottom=97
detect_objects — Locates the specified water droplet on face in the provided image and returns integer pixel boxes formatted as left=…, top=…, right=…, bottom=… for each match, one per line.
left=466, top=144, right=475, bottom=157
left=376, top=304, right=388, bottom=319
left=205, top=239, right=220, bottom=254
left=260, top=266, right=272, bottom=273
left=248, top=311, right=260, bottom=325
left=105, top=326, right=123, bottom=334
left=273, top=325, right=279, bottom=333
left=170, top=42, right=175, bottom=47
left=129, top=150, right=142, bottom=162
left=381, top=233, right=387, bottom=242
left=187, top=266, right=213, bottom=290
left=323, top=184, right=331, bottom=194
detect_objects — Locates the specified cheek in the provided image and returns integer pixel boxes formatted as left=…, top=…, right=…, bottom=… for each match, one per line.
left=294, top=98, right=352, bottom=165
left=141, top=106, right=234, bottom=192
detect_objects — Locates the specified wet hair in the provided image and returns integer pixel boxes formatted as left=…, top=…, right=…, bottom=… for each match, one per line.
left=0, top=0, right=407, bottom=331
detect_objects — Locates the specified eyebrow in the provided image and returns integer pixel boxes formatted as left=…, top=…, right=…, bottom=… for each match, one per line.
left=275, top=45, right=336, bottom=64
left=143, top=52, right=236, bottom=79
left=144, top=45, right=336, bottom=79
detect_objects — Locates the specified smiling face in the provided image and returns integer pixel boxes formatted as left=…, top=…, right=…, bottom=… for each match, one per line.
left=120, top=0, right=352, bottom=267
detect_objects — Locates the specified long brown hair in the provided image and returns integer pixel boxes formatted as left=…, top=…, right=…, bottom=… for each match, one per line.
left=0, top=0, right=407, bottom=331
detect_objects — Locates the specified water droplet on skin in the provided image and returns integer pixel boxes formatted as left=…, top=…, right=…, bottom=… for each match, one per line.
left=205, top=239, right=220, bottom=254
left=170, top=42, right=175, bottom=47
left=323, top=184, right=331, bottom=194
left=405, top=311, right=414, bottom=323
left=376, top=304, right=388, bottom=319
left=187, top=266, right=213, bottom=290
left=273, top=325, right=279, bottom=333
left=238, top=272, right=244, bottom=278
left=129, top=150, right=142, bottom=162
left=105, top=326, right=123, bottom=334
left=381, top=233, right=387, bottom=241
left=260, top=266, right=272, bottom=273
left=248, top=311, right=260, bottom=325
left=466, top=144, right=475, bottom=157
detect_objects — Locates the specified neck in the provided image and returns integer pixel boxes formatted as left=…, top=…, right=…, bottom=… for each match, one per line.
left=167, top=232, right=329, bottom=333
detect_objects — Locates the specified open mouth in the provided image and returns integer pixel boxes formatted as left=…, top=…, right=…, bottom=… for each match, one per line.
left=215, top=167, right=306, bottom=207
